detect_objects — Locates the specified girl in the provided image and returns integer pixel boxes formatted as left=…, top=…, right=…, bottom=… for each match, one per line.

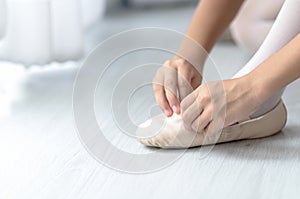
left=137, top=0, right=300, bottom=148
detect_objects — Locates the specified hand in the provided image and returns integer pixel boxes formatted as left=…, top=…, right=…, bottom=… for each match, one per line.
left=153, top=57, right=202, bottom=117
left=181, top=77, right=261, bottom=134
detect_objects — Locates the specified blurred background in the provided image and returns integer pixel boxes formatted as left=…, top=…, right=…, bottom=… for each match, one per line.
left=0, top=0, right=203, bottom=116
left=0, top=0, right=206, bottom=66
left=0, top=0, right=236, bottom=120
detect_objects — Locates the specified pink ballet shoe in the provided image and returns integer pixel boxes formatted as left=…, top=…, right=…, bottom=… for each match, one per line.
left=136, top=100, right=287, bottom=149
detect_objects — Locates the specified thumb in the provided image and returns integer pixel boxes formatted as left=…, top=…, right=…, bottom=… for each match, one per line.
left=177, top=67, right=193, bottom=101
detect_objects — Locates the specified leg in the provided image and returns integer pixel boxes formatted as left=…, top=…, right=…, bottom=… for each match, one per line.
left=230, top=0, right=284, bottom=55
left=233, top=0, right=300, bottom=118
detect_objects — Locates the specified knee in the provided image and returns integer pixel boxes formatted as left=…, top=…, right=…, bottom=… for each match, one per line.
left=230, top=0, right=284, bottom=54
left=230, top=10, right=263, bottom=54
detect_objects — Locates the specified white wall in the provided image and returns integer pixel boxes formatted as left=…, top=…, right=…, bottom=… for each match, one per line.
left=0, top=0, right=6, bottom=39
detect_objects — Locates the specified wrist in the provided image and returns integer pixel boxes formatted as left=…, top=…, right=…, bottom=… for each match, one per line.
left=234, top=75, right=264, bottom=112
left=244, top=72, right=271, bottom=105
left=176, top=37, right=208, bottom=71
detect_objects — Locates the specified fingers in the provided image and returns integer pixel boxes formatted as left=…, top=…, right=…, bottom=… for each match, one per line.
left=177, top=64, right=193, bottom=101
left=205, top=117, right=224, bottom=136
left=153, top=84, right=173, bottom=116
left=181, top=100, right=203, bottom=131
left=153, top=67, right=173, bottom=116
left=153, top=58, right=202, bottom=117
left=181, top=84, right=213, bottom=132
left=191, top=107, right=212, bottom=132
left=191, top=74, right=202, bottom=90
left=180, top=89, right=197, bottom=112
left=164, top=67, right=180, bottom=114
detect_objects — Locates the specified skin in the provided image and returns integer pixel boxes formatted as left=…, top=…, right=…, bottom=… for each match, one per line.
left=153, top=0, right=300, bottom=134
left=153, top=0, right=244, bottom=117
left=182, top=33, right=300, bottom=134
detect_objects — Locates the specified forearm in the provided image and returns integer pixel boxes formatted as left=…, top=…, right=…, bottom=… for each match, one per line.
left=248, top=33, right=300, bottom=102
left=177, top=0, right=244, bottom=69
left=185, top=0, right=244, bottom=52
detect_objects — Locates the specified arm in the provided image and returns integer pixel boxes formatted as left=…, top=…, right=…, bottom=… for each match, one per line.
left=184, top=0, right=244, bottom=52
left=154, top=0, right=244, bottom=117
left=181, top=34, right=300, bottom=133
left=248, top=33, right=300, bottom=103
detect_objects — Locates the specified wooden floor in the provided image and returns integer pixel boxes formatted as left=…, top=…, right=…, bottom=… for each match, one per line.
left=0, top=6, right=300, bottom=199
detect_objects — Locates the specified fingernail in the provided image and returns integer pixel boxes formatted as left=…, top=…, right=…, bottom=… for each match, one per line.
left=172, top=105, right=179, bottom=114
left=164, top=109, right=172, bottom=117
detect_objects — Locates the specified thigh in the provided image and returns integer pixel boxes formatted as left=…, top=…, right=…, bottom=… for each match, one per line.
left=237, top=0, right=284, bottom=22
left=230, top=0, right=285, bottom=54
